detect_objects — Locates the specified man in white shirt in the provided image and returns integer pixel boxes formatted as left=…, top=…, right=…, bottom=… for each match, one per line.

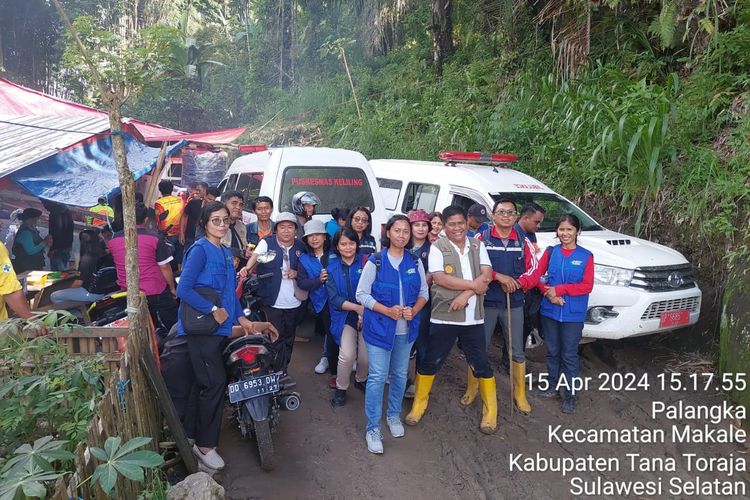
left=405, top=205, right=498, bottom=434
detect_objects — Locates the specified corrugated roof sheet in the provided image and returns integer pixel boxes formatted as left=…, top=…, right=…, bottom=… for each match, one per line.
left=0, top=114, right=110, bottom=177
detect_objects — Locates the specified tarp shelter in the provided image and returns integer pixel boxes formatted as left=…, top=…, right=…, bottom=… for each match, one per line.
left=0, top=78, right=246, bottom=206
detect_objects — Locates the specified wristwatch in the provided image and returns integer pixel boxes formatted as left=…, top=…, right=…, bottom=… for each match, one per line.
left=211, top=306, right=218, bottom=313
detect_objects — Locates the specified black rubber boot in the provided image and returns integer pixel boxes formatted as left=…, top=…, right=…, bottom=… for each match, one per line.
left=331, top=389, right=347, bottom=407
left=561, top=392, right=576, bottom=413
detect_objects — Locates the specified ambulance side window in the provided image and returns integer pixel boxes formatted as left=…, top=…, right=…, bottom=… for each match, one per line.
left=402, top=182, right=439, bottom=213
left=450, top=194, right=476, bottom=213
left=377, top=178, right=402, bottom=211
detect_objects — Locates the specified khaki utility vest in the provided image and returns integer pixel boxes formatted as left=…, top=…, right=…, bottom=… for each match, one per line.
left=430, top=236, right=485, bottom=322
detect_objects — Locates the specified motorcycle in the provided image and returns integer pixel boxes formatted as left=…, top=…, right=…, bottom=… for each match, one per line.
left=223, top=254, right=301, bottom=472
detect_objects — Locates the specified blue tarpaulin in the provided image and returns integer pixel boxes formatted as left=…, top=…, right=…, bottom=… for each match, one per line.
left=10, top=133, right=185, bottom=207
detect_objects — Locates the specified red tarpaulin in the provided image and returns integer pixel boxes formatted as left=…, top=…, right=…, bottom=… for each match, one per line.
left=0, top=78, right=245, bottom=145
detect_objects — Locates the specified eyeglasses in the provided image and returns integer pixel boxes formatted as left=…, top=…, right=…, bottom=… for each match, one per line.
left=494, top=210, right=517, bottom=216
left=352, top=216, right=368, bottom=223
left=210, top=217, right=231, bottom=226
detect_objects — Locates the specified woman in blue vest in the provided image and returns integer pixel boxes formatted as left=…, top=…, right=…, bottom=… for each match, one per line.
left=404, top=209, right=432, bottom=398
left=178, top=201, right=277, bottom=470
left=534, top=214, right=594, bottom=414
left=297, top=220, right=338, bottom=381
left=346, top=206, right=377, bottom=255
left=326, top=227, right=368, bottom=407
left=356, top=215, right=429, bottom=454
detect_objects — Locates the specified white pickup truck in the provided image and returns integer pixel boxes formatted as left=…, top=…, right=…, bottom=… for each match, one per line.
left=371, top=153, right=701, bottom=341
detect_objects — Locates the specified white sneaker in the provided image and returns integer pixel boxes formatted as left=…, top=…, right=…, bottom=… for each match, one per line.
left=365, top=428, right=384, bottom=454
left=192, top=444, right=225, bottom=470
left=386, top=416, right=405, bottom=438
left=314, top=356, right=329, bottom=374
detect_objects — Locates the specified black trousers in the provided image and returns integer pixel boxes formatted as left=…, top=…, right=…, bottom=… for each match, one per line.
left=160, top=343, right=198, bottom=437
left=318, top=304, right=339, bottom=375
left=146, top=289, right=178, bottom=334
left=265, top=305, right=303, bottom=374
left=420, top=323, right=493, bottom=378
left=185, top=335, right=227, bottom=448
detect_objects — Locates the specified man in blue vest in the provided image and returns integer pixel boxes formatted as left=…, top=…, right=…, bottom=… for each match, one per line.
left=241, top=212, right=305, bottom=378
left=474, top=198, right=539, bottom=415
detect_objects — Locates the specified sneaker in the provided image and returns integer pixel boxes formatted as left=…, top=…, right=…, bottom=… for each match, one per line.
left=328, top=375, right=337, bottom=389
left=192, top=445, right=225, bottom=470
left=331, top=389, right=347, bottom=407
left=386, top=416, right=405, bottom=438
left=354, top=380, right=367, bottom=392
left=404, top=383, right=416, bottom=399
left=365, top=428, right=384, bottom=454
left=314, top=356, right=329, bottom=374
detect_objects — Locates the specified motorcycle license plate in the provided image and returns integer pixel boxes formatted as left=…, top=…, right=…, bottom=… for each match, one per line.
left=227, top=373, right=280, bottom=404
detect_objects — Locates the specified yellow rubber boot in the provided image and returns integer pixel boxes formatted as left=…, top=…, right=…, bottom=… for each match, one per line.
left=460, top=366, right=479, bottom=406
left=478, top=376, right=498, bottom=434
left=405, top=373, right=435, bottom=426
left=512, top=361, right=531, bottom=415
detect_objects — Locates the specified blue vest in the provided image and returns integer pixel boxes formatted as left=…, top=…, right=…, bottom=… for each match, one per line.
left=327, top=254, right=365, bottom=344
left=480, top=226, right=528, bottom=309
left=362, top=250, right=421, bottom=351
left=540, top=244, right=592, bottom=323
left=256, top=236, right=305, bottom=307
left=410, top=241, right=431, bottom=271
left=177, top=238, right=237, bottom=337
left=299, top=252, right=329, bottom=313
left=359, top=234, right=377, bottom=255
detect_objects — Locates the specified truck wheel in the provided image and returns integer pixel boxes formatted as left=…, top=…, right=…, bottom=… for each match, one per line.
left=253, top=419, right=274, bottom=471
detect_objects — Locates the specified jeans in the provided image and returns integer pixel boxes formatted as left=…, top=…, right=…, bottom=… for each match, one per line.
left=421, top=323, right=493, bottom=378
left=365, top=334, right=414, bottom=432
left=484, top=306, right=525, bottom=363
left=50, top=287, right=104, bottom=304
left=49, top=249, right=71, bottom=271
left=540, top=315, right=583, bottom=395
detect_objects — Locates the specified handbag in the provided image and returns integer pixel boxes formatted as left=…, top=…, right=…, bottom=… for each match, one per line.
left=181, top=287, right=222, bottom=335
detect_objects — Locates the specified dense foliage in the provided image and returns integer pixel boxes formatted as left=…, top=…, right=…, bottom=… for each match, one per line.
left=1, top=0, right=748, bottom=296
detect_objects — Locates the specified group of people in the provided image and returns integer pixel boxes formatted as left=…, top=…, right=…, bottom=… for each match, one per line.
left=167, top=185, right=593, bottom=467
left=0, top=181, right=594, bottom=469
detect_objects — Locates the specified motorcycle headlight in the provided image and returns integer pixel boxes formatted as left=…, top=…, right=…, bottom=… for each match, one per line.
left=594, top=265, right=634, bottom=287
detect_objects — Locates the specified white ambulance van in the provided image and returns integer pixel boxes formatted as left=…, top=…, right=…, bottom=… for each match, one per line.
left=219, top=146, right=387, bottom=239
left=370, top=152, right=701, bottom=341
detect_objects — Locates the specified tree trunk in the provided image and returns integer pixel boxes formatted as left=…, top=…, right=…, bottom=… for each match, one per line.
left=431, top=0, right=453, bottom=76
left=279, top=0, right=294, bottom=89
left=107, top=103, right=148, bottom=342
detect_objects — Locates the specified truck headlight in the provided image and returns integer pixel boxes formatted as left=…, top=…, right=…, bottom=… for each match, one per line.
left=594, top=265, right=634, bottom=287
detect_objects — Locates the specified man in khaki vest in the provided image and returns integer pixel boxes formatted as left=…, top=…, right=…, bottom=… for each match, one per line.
left=405, top=205, right=498, bottom=434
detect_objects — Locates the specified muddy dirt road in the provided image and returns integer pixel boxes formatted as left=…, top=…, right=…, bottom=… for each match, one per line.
left=214, top=324, right=748, bottom=499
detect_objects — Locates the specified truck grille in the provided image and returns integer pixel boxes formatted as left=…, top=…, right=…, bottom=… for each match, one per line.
left=630, top=264, right=696, bottom=292
left=641, top=296, right=701, bottom=320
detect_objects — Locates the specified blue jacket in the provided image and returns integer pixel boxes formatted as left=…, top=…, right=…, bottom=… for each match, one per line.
left=480, top=226, right=528, bottom=309
left=246, top=221, right=275, bottom=246
left=326, top=254, right=365, bottom=345
left=540, top=244, right=592, bottom=323
left=362, top=250, right=421, bottom=350
left=177, top=238, right=242, bottom=337
left=256, top=236, right=305, bottom=307
left=298, top=252, right=329, bottom=313
left=358, top=234, right=377, bottom=255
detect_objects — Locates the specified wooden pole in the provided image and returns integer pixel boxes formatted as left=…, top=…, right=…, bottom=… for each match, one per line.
left=339, top=46, right=361, bottom=120
left=507, top=291, right=513, bottom=417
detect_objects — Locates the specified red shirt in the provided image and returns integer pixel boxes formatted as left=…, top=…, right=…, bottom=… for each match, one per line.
left=478, top=227, right=539, bottom=288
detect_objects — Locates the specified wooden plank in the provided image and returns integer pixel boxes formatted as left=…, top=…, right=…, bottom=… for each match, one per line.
left=139, top=344, right=198, bottom=474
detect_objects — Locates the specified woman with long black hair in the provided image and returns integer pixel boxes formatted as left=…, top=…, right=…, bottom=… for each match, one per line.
left=533, top=214, right=594, bottom=414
